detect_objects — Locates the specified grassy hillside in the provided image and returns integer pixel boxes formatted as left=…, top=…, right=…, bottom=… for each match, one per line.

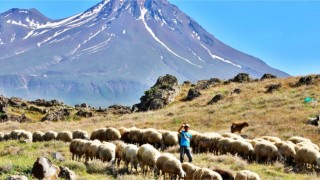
left=0, top=75, right=320, bottom=179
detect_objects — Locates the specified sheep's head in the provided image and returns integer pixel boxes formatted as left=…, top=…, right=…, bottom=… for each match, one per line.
left=244, top=122, right=249, bottom=127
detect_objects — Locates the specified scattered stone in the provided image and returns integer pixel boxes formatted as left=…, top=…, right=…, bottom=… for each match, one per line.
left=186, top=88, right=201, bottom=101
left=233, top=88, right=242, bottom=94
left=260, top=74, right=277, bottom=81
left=31, top=157, right=60, bottom=179
left=296, top=76, right=314, bottom=86
left=132, top=74, right=180, bottom=112
left=229, top=73, right=251, bottom=83
left=195, top=78, right=221, bottom=90
left=59, top=166, right=76, bottom=180
left=107, top=105, right=131, bottom=115
left=6, top=175, right=28, bottom=180
left=41, top=109, right=70, bottom=122
left=76, top=110, right=93, bottom=118
left=208, top=94, right=224, bottom=105
left=266, top=84, right=281, bottom=93
left=52, top=152, right=65, bottom=162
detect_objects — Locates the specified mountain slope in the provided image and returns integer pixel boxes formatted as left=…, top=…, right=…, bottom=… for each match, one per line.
left=0, top=0, right=289, bottom=106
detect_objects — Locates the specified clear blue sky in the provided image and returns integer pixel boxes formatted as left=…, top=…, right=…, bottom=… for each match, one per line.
left=0, top=0, right=319, bottom=76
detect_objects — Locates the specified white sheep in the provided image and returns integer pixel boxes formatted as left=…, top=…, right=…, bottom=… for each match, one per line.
left=57, top=131, right=73, bottom=142
left=156, top=153, right=186, bottom=179
left=182, top=162, right=199, bottom=179
left=87, top=140, right=102, bottom=161
left=10, top=129, right=24, bottom=140
left=43, top=131, right=58, bottom=141
left=115, top=141, right=127, bottom=167
left=90, top=128, right=107, bottom=141
left=117, top=127, right=130, bottom=143
left=254, top=141, right=282, bottom=164
left=142, top=128, right=163, bottom=149
left=231, top=139, right=254, bottom=160
left=195, top=133, right=221, bottom=153
left=122, top=144, right=139, bottom=173
left=161, top=130, right=179, bottom=149
left=70, top=139, right=82, bottom=161
left=295, top=145, right=320, bottom=168
left=98, top=142, right=116, bottom=164
left=137, top=144, right=160, bottom=175
left=0, top=132, right=4, bottom=141
left=260, top=136, right=282, bottom=143
left=274, top=141, right=296, bottom=164
left=235, top=170, right=260, bottom=180
left=33, top=131, right=45, bottom=142
left=217, top=137, right=235, bottom=155
left=193, top=167, right=223, bottom=180
left=222, top=132, right=243, bottom=140
left=128, top=128, right=145, bottom=145
left=287, top=136, right=312, bottom=144
left=72, top=129, right=89, bottom=140
left=105, top=127, right=121, bottom=141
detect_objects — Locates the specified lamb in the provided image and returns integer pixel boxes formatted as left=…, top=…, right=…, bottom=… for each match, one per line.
left=122, top=144, right=139, bottom=173
left=295, top=145, right=320, bottom=168
left=33, top=131, right=45, bottom=142
left=156, top=153, right=186, bottom=179
left=57, top=131, right=73, bottom=142
left=230, top=139, right=254, bottom=160
left=235, top=170, right=260, bottom=180
left=128, top=128, right=145, bottom=146
left=254, top=141, right=282, bottom=164
left=115, top=141, right=127, bottom=167
left=105, top=127, right=121, bottom=141
left=193, top=167, right=223, bottom=180
left=72, top=129, right=89, bottom=140
left=98, top=142, right=116, bottom=164
left=306, top=116, right=320, bottom=126
left=231, top=122, right=249, bottom=133
left=211, top=166, right=235, bottom=180
left=43, top=131, right=58, bottom=141
left=142, top=128, right=163, bottom=149
left=137, top=144, right=160, bottom=175
left=161, top=130, right=179, bottom=149
left=90, top=128, right=107, bottom=141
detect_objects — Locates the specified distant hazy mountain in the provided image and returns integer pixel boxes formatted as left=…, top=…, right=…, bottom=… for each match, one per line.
left=0, top=0, right=289, bottom=107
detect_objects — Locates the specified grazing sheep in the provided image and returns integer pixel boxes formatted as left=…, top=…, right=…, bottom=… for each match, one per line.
left=118, top=127, right=131, bottom=143
left=287, top=136, right=312, bottom=144
left=90, top=128, right=107, bottom=141
left=295, top=145, right=320, bottom=168
left=231, top=122, right=249, bottom=133
left=211, top=166, right=235, bottom=180
left=235, top=170, right=260, bottom=180
left=122, top=144, right=139, bottom=173
left=260, top=136, right=282, bottom=143
left=98, top=142, right=116, bottom=164
left=0, top=132, right=4, bottom=141
left=10, top=129, right=24, bottom=140
left=193, top=167, right=223, bottom=180
left=33, top=131, right=45, bottom=142
left=14, top=130, right=32, bottom=142
left=70, top=139, right=83, bottom=161
left=217, top=138, right=235, bottom=155
left=230, top=139, right=254, bottom=160
left=295, top=141, right=319, bottom=151
left=188, top=130, right=200, bottom=152
left=115, top=141, right=127, bottom=167
left=254, top=141, right=282, bottom=164
left=222, top=133, right=243, bottom=140
left=182, top=162, right=199, bottom=179
left=57, top=131, right=73, bottom=142
left=195, top=133, right=221, bottom=153
left=105, top=127, right=121, bottom=141
left=156, top=153, right=186, bottom=179
left=76, top=139, right=89, bottom=161
left=142, top=128, right=163, bottom=149
left=161, top=130, right=179, bottom=149
left=306, top=116, right=320, bottom=126
left=72, top=129, right=89, bottom=140
left=87, top=140, right=102, bottom=161
left=43, top=131, right=58, bottom=141
left=274, top=141, right=296, bottom=164
left=4, top=133, right=11, bottom=141
left=137, top=144, right=160, bottom=175
left=128, top=128, right=145, bottom=146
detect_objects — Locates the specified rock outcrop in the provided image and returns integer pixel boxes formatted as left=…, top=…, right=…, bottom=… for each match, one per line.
left=195, top=78, right=221, bottom=90
left=261, top=74, right=277, bottom=81
left=30, top=99, right=63, bottom=107
left=296, top=76, right=314, bottom=86
left=0, top=95, right=9, bottom=113
left=41, top=109, right=71, bottom=122
left=208, top=94, right=224, bottom=105
left=107, top=105, right=131, bottom=115
left=59, top=166, right=76, bottom=180
left=266, top=84, right=281, bottom=93
left=229, top=73, right=251, bottom=83
left=186, top=88, right=201, bottom=101
left=31, top=157, right=60, bottom=179
left=132, top=74, right=180, bottom=112
left=75, top=110, right=93, bottom=118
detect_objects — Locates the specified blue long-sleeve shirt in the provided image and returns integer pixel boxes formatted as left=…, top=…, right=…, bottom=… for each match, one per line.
left=180, top=131, right=192, bottom=147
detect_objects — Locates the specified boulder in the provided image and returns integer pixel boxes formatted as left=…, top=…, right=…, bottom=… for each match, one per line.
left=6, top=175, right=28, bottom=180
left=59, top=166, right=76, bottom=180
left=186, top=88, right=201, bottom=101
left=31, top=157, right=60, bottom=179
left=0, top=113, right=31, bottom=123
left=266, top=84, right=281, bottom=93
left=80, top=103, right=88, bottom=108
left=41, top=109, right=70, bottom=122
left=132, top=74, right=180, bottom=112
left=29, top=106, right=46, bottom=114
left=195, top=78, right=221, bottom=90
left=8, top=97, right=25, bottom=108
left=208, top=94, right=224, bottom=105
left=75, top=110, right=93, bottom=118
left=260, top=74, right=277, bottom=81
left=52, top=152, right=65, bottom=162
left=233, top=88, right=242, bottom=94
left=229, top=73, right=251, bottom=83
left=0, top=95, right=9, bottom=113
left=296, top=76, right=314, bottom=86
left=107, top=105, right=131, bottom=115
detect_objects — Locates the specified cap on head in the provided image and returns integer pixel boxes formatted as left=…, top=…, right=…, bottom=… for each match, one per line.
left=184, top=124, right=190, bottom=128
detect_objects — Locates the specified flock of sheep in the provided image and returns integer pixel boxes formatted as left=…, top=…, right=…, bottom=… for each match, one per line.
left=1, top=126, right=320, bottom=179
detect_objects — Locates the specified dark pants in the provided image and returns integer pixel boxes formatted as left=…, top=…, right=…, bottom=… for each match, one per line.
left=180, top=146, right=192, bottom=163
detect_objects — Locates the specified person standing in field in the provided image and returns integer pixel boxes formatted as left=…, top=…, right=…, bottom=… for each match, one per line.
left=178, top=123, right=193, bottom=163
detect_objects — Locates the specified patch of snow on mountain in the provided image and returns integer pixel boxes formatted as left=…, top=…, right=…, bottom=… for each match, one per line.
left=139, top=7, right=202, bottom=68
left=7, top=20, right=29, bottom=28
left=10, top=34, right=16, bottom=42
left=0, top=39, right=4, bottom=44
left=200, top=44, right=242, bottom=68
left=23, top=30, right=34, bottom=39
left=123, top=29, right=126, bottom=34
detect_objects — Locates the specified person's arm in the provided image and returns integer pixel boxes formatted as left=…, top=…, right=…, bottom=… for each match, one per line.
left=178, top=124, right=185, bottom=133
